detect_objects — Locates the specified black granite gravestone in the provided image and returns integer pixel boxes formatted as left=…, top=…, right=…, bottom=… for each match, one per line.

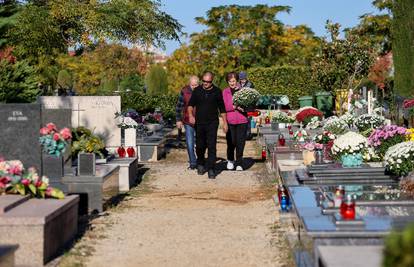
left=0, top=104, right=42, bottom=172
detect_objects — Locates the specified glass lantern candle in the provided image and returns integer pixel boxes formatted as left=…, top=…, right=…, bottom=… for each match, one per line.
left=278, top=134, right=286, bottom=146
left=340, top=194, right=356, bottom=220
left=117, top=145, right=126, bottom=158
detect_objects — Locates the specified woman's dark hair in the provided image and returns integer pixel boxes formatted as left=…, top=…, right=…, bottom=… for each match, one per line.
left=226, top=72, right=239, bottom=82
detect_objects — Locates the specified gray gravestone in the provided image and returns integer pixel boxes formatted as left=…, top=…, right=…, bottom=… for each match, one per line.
left=38, top=96, right=121, bottom=148
left=0, top=104, right=42, bottom=172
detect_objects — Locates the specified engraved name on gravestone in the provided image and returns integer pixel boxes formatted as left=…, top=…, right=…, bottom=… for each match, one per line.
left=0, top=104, right=42, bottom=171
left=39, top=96, right=121, bottom=148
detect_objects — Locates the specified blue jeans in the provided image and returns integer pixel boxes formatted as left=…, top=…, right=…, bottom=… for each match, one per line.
left=184, top=124, right=197, bottom=167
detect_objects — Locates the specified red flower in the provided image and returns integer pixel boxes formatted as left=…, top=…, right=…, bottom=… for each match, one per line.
left=53, top=133, right=61, bottom=141
left=45, top=187, right=53, bottom=197
left=403, top=99, right=414, bottom=109
left=21, top=179, right=30, bottom=186
left=60, top=128, right=72, bottom=140
left=34, top=180, right=43, bottom=188
left=46, top=123, right=57, bottom=132
left=296, top=108, right=323, bottom=122
left=0, top=177, right=11, bottom=188
left=40, top=127, right=50, bottom=135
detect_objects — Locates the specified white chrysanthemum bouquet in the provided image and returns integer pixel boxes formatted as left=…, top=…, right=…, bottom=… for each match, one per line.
left=331, top=132, right=368, bottom=158
left=384, top=141, right=414, bottom=177
left=233, top=88, right=261, bottom=108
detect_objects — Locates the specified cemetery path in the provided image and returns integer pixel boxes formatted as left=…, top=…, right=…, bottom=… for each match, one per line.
left=59, top=133, right=292, bottom=267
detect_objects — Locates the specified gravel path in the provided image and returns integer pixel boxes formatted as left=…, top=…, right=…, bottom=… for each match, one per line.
left=58, top=134, right=292, bottom=267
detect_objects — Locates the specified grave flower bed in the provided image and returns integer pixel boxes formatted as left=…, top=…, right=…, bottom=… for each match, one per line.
left=295, top=107, right=323, bottom=125
left=354, top=114, right=385, bottom=135
left=384, top=141, right=414, bottom=177
left=331, top=132, right=368, bottom=161
left=323, top=116, right=349, bottom=135
left=368, top=125, right=408, bottom=159
left=0, top=159, right=64, bottom=199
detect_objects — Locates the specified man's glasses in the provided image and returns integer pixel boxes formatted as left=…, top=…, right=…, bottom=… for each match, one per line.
left=202, top=80, right=213, bottom=84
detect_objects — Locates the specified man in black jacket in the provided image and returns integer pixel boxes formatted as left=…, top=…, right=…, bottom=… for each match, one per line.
left=188, top=71, right=228, bottom=179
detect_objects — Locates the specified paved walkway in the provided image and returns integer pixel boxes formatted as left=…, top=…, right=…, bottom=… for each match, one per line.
left=58, top=133, right=292, bottom=267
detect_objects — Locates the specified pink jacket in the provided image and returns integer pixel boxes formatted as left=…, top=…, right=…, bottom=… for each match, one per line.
left=222, top=87, right=248, bottom=125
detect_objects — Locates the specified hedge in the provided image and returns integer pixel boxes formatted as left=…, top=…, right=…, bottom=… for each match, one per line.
left=121, top=91, right=178, bottom=121
left=248, top=66, right=319, bottom=108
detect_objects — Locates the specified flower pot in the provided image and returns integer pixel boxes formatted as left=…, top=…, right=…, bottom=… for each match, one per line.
left=78, top=153, right=96, bottom=176
left=314, top=150, right=324, bottom=165
left=341, top=153, right=363, bottom=168
left=303, top=150, right=315, bottom=165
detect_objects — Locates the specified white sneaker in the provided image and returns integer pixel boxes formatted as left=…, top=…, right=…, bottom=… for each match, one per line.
left=236, top=166, right=244, bottom=171
left=227, top=161, right=234, bottom=170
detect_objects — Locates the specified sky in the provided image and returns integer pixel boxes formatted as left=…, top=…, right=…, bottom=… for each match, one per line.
left=160, top=0, right=381, bottom=55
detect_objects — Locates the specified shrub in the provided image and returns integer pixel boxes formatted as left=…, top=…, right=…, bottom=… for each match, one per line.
left=383, top=223, right=414, bottom=267
left=247, top=66, right=318, bottom=108
left=121, top=91, right=178, bottom=121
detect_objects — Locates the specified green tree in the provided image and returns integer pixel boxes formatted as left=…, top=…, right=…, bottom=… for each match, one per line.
left=392, top=0, right=414, bottom=98
left=0, top=58, right=40, bottom=103
left=145, top=64, right=168, bottom=95
left=56, top=69, right=73, bottom=90
left=166, top=4, right=320, bottom=88
left=0, top=0, right=21, bottom=49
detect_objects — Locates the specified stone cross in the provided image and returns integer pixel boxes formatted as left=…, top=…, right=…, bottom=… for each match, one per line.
left=72, top=104, right=86, bottom=128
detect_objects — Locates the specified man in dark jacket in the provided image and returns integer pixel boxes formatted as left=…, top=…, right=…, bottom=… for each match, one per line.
left=188, top=71, right=228, bottom=179
left=175, top=75, right=199, bottom=169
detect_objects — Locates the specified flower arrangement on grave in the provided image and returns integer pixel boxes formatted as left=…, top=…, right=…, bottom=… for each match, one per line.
left=144, top=112, right=162, bottom=124
left=39, top=123, right=72, bottom=157
left=115, top=109, right=142, bottom=129
left=0, top=159, right=64, bottom=199
left=362, top=147, right=381, bottom=162
left=301, top=141, right=323, bottom=151
left=295, top=107, right=323, bottom=125
left=384, top=141, right=414, bottom=177
left=314, top=130, right=336, bottom=145
left=305, top=116, right=322, bottom=130
left=339, top=113, right=355, bottom=127
left=71, top=127, right=106, bottom=159
left=368, top=125, right=408, bottom=159
left=293, top=129, right=308, bottom=142
left=354, top=114, right=385, bottom=135
left=331, top=132, right=368, bottom=167
left=406, top=128, right=414, bottom=141
left=271, top=110, right=294, bottom=123
left=232, top=88, right=261, bottom=109
left=323, top=116, right=349, bottom=135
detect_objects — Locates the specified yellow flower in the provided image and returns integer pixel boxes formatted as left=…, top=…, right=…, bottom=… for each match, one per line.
left=407, top=128, right=414, bottom=141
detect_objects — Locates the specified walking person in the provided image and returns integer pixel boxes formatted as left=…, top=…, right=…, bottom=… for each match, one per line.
left=223, top=72, right=248, bottom=171
left=188, top=71, right=228, bottom=179
left=175, top=75, right=200, bottom=170
left=239, top=71, right=255, bottom=140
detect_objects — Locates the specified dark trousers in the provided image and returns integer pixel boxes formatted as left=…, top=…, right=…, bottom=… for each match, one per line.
left=196, top=122, right=219, bottom=170
left=226, top=130, right=235, bottom=161
left=228, top=123, right=248, bottom=167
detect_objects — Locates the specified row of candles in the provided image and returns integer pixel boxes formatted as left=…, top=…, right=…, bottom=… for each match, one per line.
left=117, top=146, right=136, bottom=158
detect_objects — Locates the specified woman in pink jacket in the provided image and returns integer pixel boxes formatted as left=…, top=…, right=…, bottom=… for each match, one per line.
left=223, top=72, right=249, bottom=171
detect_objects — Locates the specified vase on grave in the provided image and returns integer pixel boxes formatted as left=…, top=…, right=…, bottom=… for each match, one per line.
left=313, top=149, right=324, bottom=165
left=340, top=153, right=363, bottom=168
left=42, top=153, right=64, bottom=181
left=78, top=153, right=96, bottom=176
left=322, top=143, right=333, bottom=162
left=303, top=150, right=315, bottom=166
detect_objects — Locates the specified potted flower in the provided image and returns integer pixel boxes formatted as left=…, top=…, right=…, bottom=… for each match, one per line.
left=384, top=141, right=414, bottom=177
left=406, top=128, right=414, bottom=141
left=39, top=123, right=72, bottom=178
left=322, top=116, right=349, bottom=135
left=0, top=159, right=64, bottom=199
left=314, top=130, right=336, bottom=162
left=271, top=110, right=294, bottom=130
left=233, top=87, right=261, bottom=110
left=144, top=112, right=163, bottom=132
left=354, top=114, right=385, bottom=136
left=331, top=132, right=368, bottom=167
left=368, top=125, right=408, bottom=159
left=295, top=106, right=323, bottom=126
